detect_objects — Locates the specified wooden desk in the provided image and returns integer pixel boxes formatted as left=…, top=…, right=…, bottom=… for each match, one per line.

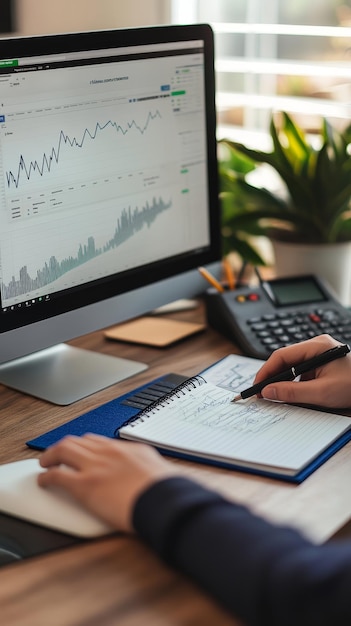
left=0, top=301, right=351, bottom=626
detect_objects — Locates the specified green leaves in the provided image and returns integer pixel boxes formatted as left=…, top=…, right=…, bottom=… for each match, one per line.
left=218, top=113, right=351, bottom=254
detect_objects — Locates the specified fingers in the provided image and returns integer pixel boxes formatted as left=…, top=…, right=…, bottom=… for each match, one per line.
left=38, top=464, right=78, bottom=490
left=38, top=435, right=101, bottom=493
left=39, top=434, right=129, bottom=469
left=254, top=335, right=340, bottom=383
left=37, top=435, right=176, bottom=533
left=253, top=335, right=351, bottom=407
left=39, top=435, right=96, bottom=470
left=261, top=379, right=326, bottom=405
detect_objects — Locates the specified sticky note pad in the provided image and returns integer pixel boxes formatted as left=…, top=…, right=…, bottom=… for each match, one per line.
left=105, top=316, right=206, bottom=347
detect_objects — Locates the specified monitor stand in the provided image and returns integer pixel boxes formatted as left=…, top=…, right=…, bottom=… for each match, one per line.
left=0, top=344, right=147, bottom=405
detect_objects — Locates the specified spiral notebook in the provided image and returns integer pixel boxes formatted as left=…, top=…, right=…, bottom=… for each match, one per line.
left=118, top=356, right=351, bottom=481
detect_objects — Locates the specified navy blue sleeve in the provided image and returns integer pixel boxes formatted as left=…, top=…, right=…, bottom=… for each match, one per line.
left=133, top=476, right=351, bottom=626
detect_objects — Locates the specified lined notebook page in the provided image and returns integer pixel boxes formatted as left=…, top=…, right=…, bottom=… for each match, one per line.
left=119, top=381, right=351, bottom=474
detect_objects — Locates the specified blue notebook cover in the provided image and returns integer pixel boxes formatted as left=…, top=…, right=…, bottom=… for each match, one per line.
left=26, top=373, right=351, bottom=484
left=26, top=374, right=185, bottom=450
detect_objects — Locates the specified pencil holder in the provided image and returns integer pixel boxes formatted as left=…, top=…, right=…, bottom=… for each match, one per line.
left=204, top=285, right=269, bottom=359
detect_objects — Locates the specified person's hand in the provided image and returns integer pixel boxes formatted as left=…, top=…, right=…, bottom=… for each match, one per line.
left=38, top=434, right=178, bottom=533
left=253, top=334, right=351, bottom=408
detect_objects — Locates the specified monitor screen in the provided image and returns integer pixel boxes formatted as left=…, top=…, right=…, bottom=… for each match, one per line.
left=0, top=24, right=221, bottom=404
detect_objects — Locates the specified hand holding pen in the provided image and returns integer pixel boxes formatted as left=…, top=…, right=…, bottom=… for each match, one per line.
left=233, top=336, right=351, bottom=409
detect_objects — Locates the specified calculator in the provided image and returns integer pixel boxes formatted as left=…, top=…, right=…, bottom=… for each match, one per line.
left=204, top=274, right=351, bottom=360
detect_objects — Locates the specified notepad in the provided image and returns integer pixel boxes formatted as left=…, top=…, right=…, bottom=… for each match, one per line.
left=105, top=317, right=205, bottom=347
left=118, top=355, right=351, bottom=479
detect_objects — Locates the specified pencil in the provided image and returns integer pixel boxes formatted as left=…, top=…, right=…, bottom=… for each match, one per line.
left=222, top=257, right=236, bottom=290
left=198, top=266, right=225, bottom=293
left=232, top=343, right=351, bottom=402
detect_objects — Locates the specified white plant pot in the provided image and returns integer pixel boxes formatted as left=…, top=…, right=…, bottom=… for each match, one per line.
left=272, top=240, right=351, bottom=306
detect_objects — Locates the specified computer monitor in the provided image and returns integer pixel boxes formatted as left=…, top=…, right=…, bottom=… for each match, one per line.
left=0, top=24, right=221, bottom=405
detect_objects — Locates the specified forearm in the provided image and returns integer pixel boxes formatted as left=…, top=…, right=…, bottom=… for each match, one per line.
left=133, top=477, right=351, bottom=626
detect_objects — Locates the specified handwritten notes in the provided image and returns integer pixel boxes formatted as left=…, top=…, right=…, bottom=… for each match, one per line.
left=119, top=366, right=351, bottom=476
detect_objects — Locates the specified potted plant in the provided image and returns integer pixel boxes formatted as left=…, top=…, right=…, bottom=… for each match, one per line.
left=219, top=112, right=351, bottom=303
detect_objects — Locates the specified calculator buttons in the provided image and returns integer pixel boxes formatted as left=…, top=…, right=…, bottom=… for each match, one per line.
left=236, top=293, right=260, bottom=303
left=246, top=307, right=351, bottom=353
left=261, top=337, right=277, bottom=345
left=249, top=322, right=267, bottom=331
left=248, top=293, right=260, bottom=301
left=309, top=313, right=321, bottom=323
left=256, top=330, right=271, bottom=338
left=272, top=328, right=285, bottom=336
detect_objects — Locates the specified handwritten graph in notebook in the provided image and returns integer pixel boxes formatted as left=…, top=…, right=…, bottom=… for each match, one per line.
left=205, top=360, right=257, bottom=393
left=179, top=387, right=288, bottom=434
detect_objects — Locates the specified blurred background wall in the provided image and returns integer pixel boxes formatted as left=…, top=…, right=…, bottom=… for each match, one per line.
left=6, top=0, right=171, bottom=35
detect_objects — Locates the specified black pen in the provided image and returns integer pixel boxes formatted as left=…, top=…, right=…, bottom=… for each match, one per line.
left=232, top=343, right=351, bottom=402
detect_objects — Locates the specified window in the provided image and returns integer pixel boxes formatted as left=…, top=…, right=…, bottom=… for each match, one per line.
left=171, top=0, right=351, bottom=137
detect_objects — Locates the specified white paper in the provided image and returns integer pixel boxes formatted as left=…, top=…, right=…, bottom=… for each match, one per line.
left=120, top=364, right=351, bottom=475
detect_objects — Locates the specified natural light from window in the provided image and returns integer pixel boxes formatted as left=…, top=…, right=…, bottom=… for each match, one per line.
left=171, top=0, right=351, bottom=140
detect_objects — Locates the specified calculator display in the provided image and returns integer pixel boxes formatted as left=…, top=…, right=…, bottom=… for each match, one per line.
left=269, top=277, right=327, bottom=307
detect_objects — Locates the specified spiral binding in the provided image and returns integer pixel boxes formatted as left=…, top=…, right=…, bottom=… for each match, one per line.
left=117, top=375, right=206, bottom=432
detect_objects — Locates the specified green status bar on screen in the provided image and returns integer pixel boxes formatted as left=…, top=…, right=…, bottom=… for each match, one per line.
left=0, top=59, right=18, bottom=68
